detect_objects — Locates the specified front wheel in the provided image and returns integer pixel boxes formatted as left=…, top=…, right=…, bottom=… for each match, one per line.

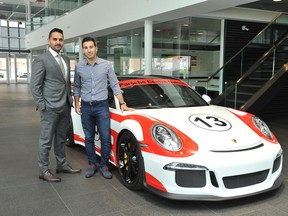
left=117, top=131, right=144, bottom=190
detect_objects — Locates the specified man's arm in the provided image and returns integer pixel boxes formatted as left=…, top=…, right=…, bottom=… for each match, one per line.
left=73, top=65, right=82, bottom=115
left=30, top=58, right=46, bottom=111
left=73, top=96, right=81, bottom=115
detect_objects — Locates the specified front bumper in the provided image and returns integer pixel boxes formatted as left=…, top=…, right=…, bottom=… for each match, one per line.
left=141, top=146, right=283, bottom=200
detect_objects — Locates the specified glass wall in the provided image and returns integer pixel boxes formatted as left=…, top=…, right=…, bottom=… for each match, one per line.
left=151, top=17, right=221, bottom=82
left=0, top=20, right=29, bottom=84
left=95, top=17, right=221, bottom=78
left=29, top=16, right=221, bottom=86
left=60, top=17, right=221, bottom=84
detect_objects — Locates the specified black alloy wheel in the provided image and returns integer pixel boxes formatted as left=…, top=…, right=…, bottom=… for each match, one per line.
left=66, top=117, right=76, bottom=147
left=117, top=131, right=144, bottom=190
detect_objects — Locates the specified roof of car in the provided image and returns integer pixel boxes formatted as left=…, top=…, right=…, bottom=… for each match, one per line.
left=117, top=75, right=180, bottom=81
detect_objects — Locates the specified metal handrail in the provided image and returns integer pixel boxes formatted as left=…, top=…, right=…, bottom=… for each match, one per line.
left=214, top=31, right=288, bottom=107
left=201, top=13, right=284, bottom=85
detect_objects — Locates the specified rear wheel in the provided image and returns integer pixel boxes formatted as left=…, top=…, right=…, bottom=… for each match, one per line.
left=117, top=131, right=144, bottom=190
left=66, top=117, right=76, bottom=147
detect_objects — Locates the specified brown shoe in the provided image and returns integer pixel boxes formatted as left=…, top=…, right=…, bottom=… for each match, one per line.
left=56, top=165, right=81, bottom=174
left=39, top=170, right=61, bottom=182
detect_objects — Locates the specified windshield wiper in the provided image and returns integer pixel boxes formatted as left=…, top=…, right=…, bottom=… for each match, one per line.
left=145, top=105, right=162, bottom=109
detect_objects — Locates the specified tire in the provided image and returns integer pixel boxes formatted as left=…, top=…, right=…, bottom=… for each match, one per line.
left=66, top=116, right=76, bottom=147
left=117, top=131, right=144, bottom=190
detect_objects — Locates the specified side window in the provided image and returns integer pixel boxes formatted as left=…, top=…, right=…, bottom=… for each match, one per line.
left=108, top=87, right=116, bottom=108
left=122, top=86, right=154, bottom=108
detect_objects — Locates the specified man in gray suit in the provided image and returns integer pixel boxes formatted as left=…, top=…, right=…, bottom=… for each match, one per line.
left=30, top=28, right=81, bottom=182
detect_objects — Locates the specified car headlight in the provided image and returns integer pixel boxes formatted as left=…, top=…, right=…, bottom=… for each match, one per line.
left=152, top=124, right=182, bottom=151
left=252, top=116, right=273, bottom=139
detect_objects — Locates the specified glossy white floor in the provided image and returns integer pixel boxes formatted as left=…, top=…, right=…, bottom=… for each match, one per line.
left=0, top=84, right=287, bottom=216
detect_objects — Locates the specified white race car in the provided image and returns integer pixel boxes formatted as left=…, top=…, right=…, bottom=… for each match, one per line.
left=67, top=76, right=283, bottom=201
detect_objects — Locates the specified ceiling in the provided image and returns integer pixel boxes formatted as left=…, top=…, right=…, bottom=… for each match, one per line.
left=239, top=0, right=288, bottom=12
left=1, top=0, right=288, bottom=23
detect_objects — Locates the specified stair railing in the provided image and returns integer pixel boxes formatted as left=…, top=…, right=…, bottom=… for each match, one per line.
left=215, top=32, right=288, bottom=108
left=196, top=13, right=287, bottom=96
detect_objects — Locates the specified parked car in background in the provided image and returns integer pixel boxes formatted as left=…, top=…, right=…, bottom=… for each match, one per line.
left=0, top=70, right=5, bottom=78
left=17, top=69, right=27, bottom=78
left=67, top=76, right=283, bottom=200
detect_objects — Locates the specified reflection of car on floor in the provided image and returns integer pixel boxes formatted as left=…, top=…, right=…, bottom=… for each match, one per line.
left=67, top=76, right=283, bottom=201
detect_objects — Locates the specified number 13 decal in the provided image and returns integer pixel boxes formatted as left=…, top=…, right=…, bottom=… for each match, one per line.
left=189, top=114, right=232, bottom=131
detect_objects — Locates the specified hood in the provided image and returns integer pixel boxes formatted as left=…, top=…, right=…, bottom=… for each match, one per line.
left=133, top=105, right=261, bottom=151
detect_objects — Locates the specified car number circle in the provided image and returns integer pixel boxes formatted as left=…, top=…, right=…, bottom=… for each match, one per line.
left=189, top=114, right=232, bottom=131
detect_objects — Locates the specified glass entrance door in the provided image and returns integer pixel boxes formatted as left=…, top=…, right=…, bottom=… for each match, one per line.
left=0, top=54, right=8, bottom=84
left=10, top=54, right=29, bottom=84
left=0, top=53, right=29, bottom=84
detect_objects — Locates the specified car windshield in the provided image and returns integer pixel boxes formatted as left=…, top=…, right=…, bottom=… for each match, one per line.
left=121, top=79, right=208, bottom=109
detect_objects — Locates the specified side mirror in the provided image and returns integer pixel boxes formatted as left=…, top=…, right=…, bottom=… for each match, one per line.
left=202, top=94, right=211, bottom=104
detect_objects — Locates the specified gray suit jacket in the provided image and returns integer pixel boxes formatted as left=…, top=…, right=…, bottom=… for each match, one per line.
left=30, top=51, right=73, bottom=112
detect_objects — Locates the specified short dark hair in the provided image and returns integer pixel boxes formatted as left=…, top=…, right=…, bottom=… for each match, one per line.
left=82, top=37, right=97, bottom=47
left=49, top=28, right=63, bottom=39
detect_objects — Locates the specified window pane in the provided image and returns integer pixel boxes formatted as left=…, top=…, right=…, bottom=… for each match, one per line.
left=0, top=27, right=8, bottom=37
left=9, top=28, right=18, bottom=37
left=20, top=39, right=25, bottom=49
left=0, top=38, right=8, bottom=48
left=19, top=28, right=25, bottom=37
left=0, top=20, right=8, bottom=27
left=10, top=38, right=19, bottom=49
left=19, top=22, right=25, bottom=28
left=8, top=21, right=18, bottom=28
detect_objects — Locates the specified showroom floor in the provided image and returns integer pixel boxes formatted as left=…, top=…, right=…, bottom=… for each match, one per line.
left=0, top=84, right=288, bottom=216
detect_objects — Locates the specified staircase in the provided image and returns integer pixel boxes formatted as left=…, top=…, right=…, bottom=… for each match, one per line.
left=197, top=13, right=288, bottom=116
left=220, top=36, right=288, bottom=109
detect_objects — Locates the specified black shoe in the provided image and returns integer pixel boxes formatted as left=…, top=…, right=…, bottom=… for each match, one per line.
left=56, top=165, right=81, bottom=174
left=39, top=170, right=61, bottom=182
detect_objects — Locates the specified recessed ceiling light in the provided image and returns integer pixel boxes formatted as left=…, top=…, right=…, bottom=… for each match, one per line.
left=273, top=0, right=282, bottom=2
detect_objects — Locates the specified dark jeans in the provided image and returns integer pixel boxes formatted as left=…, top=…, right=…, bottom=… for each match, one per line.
left=81, top=99, right=111, bottom=168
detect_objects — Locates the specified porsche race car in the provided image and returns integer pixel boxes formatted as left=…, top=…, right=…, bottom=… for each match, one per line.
left=67, top=76, right=283, bottom=201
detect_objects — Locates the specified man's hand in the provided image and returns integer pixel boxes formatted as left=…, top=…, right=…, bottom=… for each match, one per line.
left=120, top=104, right=134, bottom=112
left=75, top=104, right=82, bottom=115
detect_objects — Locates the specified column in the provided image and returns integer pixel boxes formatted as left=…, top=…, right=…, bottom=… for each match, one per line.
left=144, top=20, right=153, bottom=75
left=78, top=37, right=83, bottom=62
